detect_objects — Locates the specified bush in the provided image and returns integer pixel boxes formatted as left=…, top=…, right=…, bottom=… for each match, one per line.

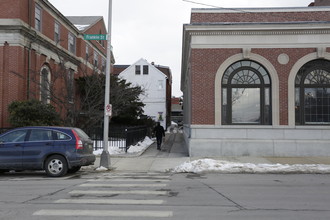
left=8, top=100, right=62, bottom=127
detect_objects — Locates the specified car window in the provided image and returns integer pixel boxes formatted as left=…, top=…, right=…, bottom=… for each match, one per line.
left=73, top=128, right=90, bottom=140
left=0, top=130, right=28, bottom=143
left=29, top=129, right=53, bottom=141
left=54, top=131, right=71, bottom=140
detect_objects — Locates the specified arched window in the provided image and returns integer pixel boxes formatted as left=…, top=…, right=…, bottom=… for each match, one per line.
left=222, top=60, right=272, bottom=125
left=295, top=59, right=330, bottom=125
left=40, top=65, right=51, bottom=104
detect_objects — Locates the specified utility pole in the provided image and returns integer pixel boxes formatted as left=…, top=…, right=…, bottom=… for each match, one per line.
left=100, top=0, right=112, bottom=169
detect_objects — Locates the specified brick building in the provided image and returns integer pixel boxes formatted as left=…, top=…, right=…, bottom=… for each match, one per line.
left=181, top=1, right=330, bottom=156
left=0, top=0, right=110, bottom=127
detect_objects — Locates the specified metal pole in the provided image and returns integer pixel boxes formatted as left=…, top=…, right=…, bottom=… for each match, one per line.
left=100, top=0, right=112, bottom=168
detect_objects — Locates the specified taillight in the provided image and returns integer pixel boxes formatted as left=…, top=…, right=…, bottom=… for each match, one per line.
left=72, top=129, right=83, bottom=150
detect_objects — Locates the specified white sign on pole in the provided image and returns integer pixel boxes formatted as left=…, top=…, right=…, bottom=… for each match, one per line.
left=105, top=104, right=112, bottom=117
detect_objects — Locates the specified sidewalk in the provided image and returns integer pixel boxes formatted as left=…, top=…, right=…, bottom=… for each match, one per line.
left=89, top=132, right=330, bottom=173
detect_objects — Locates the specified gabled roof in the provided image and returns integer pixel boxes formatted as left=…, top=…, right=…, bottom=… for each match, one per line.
left=114, top=59, right=172, bottom=82
left=66, top=16, right=103, bottom=32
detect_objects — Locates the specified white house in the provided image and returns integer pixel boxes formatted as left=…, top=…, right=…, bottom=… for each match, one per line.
left=118, top=59, right=170, bottom=128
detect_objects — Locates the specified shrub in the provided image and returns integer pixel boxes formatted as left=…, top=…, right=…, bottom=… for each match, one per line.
left=8, top=100, right=62, bottom=127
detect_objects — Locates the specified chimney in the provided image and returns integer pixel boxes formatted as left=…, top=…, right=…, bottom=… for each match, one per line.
left=310, top=0, right=330, bottom=6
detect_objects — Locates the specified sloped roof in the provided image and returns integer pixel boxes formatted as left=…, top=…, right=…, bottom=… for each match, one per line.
left=66, top=16, right=102, bottom=31
left=114, top=61, right=172, bottom=82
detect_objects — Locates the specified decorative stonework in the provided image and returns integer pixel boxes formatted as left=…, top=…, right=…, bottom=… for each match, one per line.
left=243, top=48, right=251, bottom=59
left=278, top=53, right=289, bottom=65
left=317, top=47, right=326, bottom=58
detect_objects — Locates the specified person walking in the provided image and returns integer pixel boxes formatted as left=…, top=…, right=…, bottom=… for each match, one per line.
left=153, top=122, right=165, bottom=150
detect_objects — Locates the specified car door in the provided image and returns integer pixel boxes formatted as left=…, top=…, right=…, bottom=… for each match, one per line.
left=23, top=128, right=54, bottom=169
left=0, top=129, right=27, bottom=170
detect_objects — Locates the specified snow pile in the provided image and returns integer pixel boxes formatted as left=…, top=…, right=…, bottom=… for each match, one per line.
left=171, top=159, right=330, bottom=174
left=127, top=136, right=154, bottom=153
left=93, top=136, right=154, bottom=156
left=74, top=24, right=89, bottom=31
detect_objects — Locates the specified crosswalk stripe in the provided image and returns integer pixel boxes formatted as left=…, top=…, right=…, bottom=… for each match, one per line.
left=89, top=178, right=170, bottom=182
left=55, top=199, right=164, bottom=205
left=33, top=209, right=173, bottom=217
left=100, top=175, right=171, bottom=179
left=79, top=183, right=167, bottom=187
left=69, top=190, right=168, bottom=195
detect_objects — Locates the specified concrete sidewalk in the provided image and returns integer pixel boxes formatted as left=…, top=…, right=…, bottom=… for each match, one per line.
left=89, top=133, right=330, bottom=173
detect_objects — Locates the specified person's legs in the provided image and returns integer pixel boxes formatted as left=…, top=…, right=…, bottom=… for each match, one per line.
left=156, top=136, right=162, bottom=150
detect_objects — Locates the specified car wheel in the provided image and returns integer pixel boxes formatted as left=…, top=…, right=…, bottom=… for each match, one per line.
left=68, top=166, right=81, bottom=173
left=45, top=155, right=68, bottom=177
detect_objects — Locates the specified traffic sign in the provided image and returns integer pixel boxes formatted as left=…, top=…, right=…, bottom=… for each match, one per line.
left=84, top=34, right=107, bottom=41
left=105, top=104, right=112, bottom=117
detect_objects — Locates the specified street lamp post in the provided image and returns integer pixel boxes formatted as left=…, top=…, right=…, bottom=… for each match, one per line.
left=100, top=0, right=112, bottom=169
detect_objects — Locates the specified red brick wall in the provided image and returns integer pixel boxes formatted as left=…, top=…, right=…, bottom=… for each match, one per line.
left=0, top=0, right=28, bottom=23
left=0, top=44, right=27, bottom=127
left=0, top=0, right=108, bottom=127
left=190, top=48, right=241, bottom=124
left=252, top=48, right=316, bottom=125
left=191, top=11, right=330, bottom=23
left=189, top=48, right=320, bottom=125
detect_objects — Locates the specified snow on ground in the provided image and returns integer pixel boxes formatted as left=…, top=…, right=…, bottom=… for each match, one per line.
left=171, top=159, right=330, bottom=174
left=93, top=136, right=154, bottom=156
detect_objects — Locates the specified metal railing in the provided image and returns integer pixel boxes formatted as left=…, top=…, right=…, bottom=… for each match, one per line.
left=85, top=126, right=147, bottom=153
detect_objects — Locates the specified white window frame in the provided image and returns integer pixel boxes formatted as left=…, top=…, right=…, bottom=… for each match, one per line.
left=35, top=4, right=42, bottom=31
left=68, top=32, right=76, bottom=54
left=94, top=51, right=98, bottom=67
left=85, top=45, right=89, bottom=61
left=54, top=20, right=60, bottom=44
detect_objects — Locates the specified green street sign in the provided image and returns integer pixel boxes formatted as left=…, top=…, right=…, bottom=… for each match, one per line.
left=84, top=34, right=107, bottom=41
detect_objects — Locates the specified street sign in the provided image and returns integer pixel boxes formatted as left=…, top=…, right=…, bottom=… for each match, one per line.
left=84, top=34, right=107, bottom=41
left=105, top=104, right=112, bottom=117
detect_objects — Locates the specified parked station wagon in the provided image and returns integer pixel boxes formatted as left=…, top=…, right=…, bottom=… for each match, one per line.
left=0, top=126, right=95, bottom=177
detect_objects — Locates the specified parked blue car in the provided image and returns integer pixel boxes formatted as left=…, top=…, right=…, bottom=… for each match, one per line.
left=0, top=126, right=95, bottom=177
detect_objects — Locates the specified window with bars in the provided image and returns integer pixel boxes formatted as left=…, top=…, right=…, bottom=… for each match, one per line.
left=295, top=59, right=330, bottom=125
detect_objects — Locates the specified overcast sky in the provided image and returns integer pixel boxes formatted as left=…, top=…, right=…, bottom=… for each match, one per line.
left=48, top=0, right=313, bottom=96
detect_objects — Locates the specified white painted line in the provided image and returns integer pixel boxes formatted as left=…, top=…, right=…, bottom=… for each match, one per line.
left=79, top=183, right=167, bottom=188
left=55, top=199, right=164, bottom=205
left=89, top=178, right=170, bottom=182
left=33, top=209, right=173, bottom=217
left=69, top=190, right=168, bottom=195
left=101, top=175, right=171, bottom=179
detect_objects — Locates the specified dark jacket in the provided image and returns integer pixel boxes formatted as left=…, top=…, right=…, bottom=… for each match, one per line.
left=153, top=124, right=165, bottom=138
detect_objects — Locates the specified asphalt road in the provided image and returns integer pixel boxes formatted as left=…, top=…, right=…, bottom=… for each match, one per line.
left=1, top=170, right=330, bottom=220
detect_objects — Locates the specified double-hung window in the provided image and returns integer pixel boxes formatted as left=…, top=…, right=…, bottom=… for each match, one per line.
left=68, top=32, right=76, bottom=54
left=94, top=52, right=98, bottom=67
left=54, top=21, right=60, bottom=43
left=143, top=65, right=149, bottom=75
left=135, top=65, right=141, bottom=75
left=35, top=4, right=42, bottom=31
